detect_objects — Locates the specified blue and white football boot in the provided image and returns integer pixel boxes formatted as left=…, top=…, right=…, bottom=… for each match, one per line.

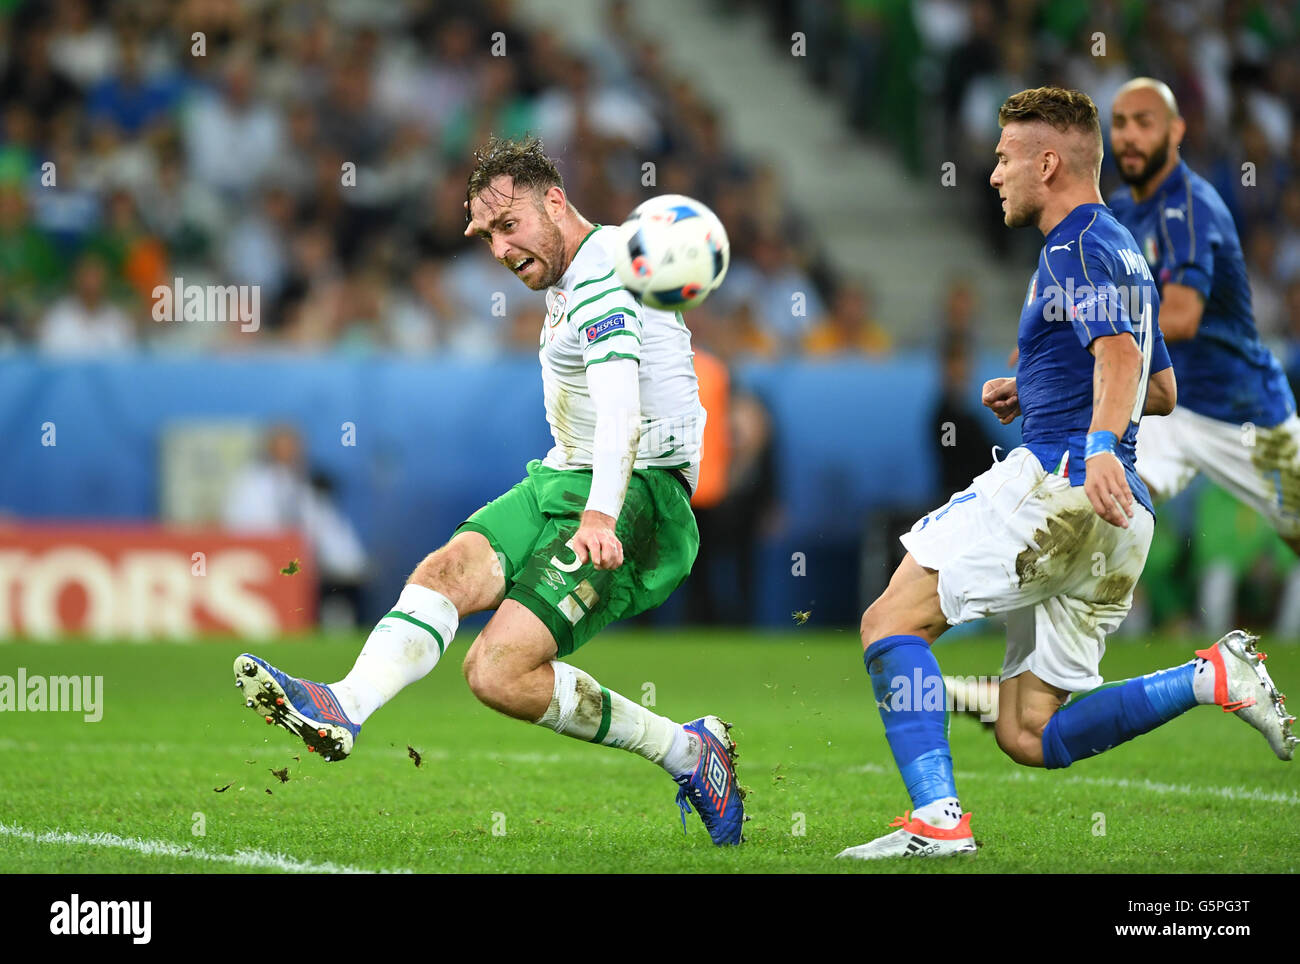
left=233, top=654, right=360, bottom=762
left=674, top=716, right=746, bottom=845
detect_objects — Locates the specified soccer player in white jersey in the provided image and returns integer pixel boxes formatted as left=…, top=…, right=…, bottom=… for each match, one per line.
left=232, top=136, right=745, bottom=845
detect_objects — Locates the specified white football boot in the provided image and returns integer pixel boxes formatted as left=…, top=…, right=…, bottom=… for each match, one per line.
left=836, top=810, right=977, bottom=860
left=1196, top=630, right=1297, bottom=761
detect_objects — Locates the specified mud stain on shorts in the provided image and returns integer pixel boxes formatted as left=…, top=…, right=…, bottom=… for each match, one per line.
left=1093, top=571, right=1135, bottom=605
left=1250, top=423, right=1300, bottom=519
left=1015, top=505, right=1098, bottom=586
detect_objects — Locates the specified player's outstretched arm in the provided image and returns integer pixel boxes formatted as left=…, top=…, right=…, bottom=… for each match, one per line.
left=982, top=376, right=1020, bottom=424
left=1143, top=364, right=1177, bottom=416
left=1156, top=283, right=1206, bottom=342
left=1084, top=333, right=1143, bottom=527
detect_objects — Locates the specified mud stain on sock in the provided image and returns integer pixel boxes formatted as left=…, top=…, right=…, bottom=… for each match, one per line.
left=572, top=672, right=607, bottom=734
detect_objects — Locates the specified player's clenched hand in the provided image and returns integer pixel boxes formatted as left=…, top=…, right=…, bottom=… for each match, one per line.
left=1084, top=453, right=1134, bottom=528
left=982, top=377, right=1020, bottom=424
left=572, top=510, right=624, bottom=570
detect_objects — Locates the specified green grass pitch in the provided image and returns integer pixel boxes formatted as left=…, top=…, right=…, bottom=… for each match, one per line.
left=1, top=630, right=1297, bottom=873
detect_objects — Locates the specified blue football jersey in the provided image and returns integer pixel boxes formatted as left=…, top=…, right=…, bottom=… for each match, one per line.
left=1108, top=160, right=1293, bottom=427
left=1017, top=202, right=1172, bottom=516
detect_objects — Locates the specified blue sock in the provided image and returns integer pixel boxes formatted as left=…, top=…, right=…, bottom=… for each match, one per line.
left=1041, top=662, right=1198, bottom=769
left=864, top=634, right=957, bottom=808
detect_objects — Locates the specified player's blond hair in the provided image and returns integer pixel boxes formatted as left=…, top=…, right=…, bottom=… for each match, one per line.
left=998, top=86, right=1103, bottom=180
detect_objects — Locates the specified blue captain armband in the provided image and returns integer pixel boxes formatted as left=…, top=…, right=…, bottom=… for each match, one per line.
left=1084, top=430, right=1118, bottom=460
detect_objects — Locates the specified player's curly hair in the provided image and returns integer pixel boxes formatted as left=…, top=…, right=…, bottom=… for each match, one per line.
left=465, top=134, right=563, bottom=220
left=997, top=86, right=1100, bottom=137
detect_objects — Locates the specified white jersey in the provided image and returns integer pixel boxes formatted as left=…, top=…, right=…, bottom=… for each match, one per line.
left=539, top=225, right=704, bottom=489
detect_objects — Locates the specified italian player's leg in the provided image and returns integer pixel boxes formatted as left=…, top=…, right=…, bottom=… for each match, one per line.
left=997, top=632, right=1296, bottom=769
left=462, top=599, right=744, bottom=844
left=233, top=530, right=503, bottom=759
left=838, top=553, right=976, bottom=859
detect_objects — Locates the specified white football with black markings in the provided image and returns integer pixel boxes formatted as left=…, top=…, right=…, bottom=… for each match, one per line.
left=613, top=194, right=729, bottom=312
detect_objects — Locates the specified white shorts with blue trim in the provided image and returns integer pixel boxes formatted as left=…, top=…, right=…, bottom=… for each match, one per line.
left=899, top=446, right=1154, bottom=692
left=1137, top=406, right=1300, bottom=538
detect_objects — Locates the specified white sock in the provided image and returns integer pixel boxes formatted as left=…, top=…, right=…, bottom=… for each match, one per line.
left=661, top=725, right=701, bottom=779
left=1192, top=656, right=1218, bottom=705
left=536, top=661, right=696, bottom=775
left=331, top=584, right=459, bottom=724
left=913, top=796, right=962, bottom=830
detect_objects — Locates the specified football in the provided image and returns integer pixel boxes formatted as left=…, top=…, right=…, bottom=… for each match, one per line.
left=613, top=194, right=730, bottom=311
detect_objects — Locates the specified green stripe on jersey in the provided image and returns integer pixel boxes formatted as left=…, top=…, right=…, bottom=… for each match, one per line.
left=586, top=304, right=639, bottom=325
left=585, top=351, right=640, bottom=367
left=590, top=686, right=612, bottom=744
left=571, top=225, right=601, bottom=263
left=568, top=286, right=624, bottom=322
left=586, top=327, right=641, bottom=348
left=383, top=610, right=446, bottom=656
left=573, top=268, right=615, bottom=291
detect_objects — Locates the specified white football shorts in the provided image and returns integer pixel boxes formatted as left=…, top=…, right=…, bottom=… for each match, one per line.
left=1137, top=406, right=1300, bottom=539
left=900, top=446, right=1154, bottom=692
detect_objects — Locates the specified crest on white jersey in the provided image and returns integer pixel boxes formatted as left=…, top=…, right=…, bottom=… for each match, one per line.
left=547, top=291, right=567, bottom=327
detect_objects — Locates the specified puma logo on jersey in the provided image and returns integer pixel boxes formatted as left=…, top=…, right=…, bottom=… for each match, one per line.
left=1049, top=241, right=1075, bottom=253
left=1164, top=207, right=1185, bottom=221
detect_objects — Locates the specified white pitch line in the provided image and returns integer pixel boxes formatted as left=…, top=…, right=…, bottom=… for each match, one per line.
left=842, top=761, right=1300, bottom=806
left=0, top=822, right=411, bottom=874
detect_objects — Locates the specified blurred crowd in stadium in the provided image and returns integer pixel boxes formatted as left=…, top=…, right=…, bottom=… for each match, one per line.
left=3, top=0, right=1299, bottom=634
left=3, top=1, right=1295, bottom=364
left=0, top=0, right=895, bottom=362
left=758, top=0, right=1300, bottom=370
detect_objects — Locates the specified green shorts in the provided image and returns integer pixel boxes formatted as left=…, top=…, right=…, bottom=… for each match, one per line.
left=455, top=459, right=699, bottom=656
